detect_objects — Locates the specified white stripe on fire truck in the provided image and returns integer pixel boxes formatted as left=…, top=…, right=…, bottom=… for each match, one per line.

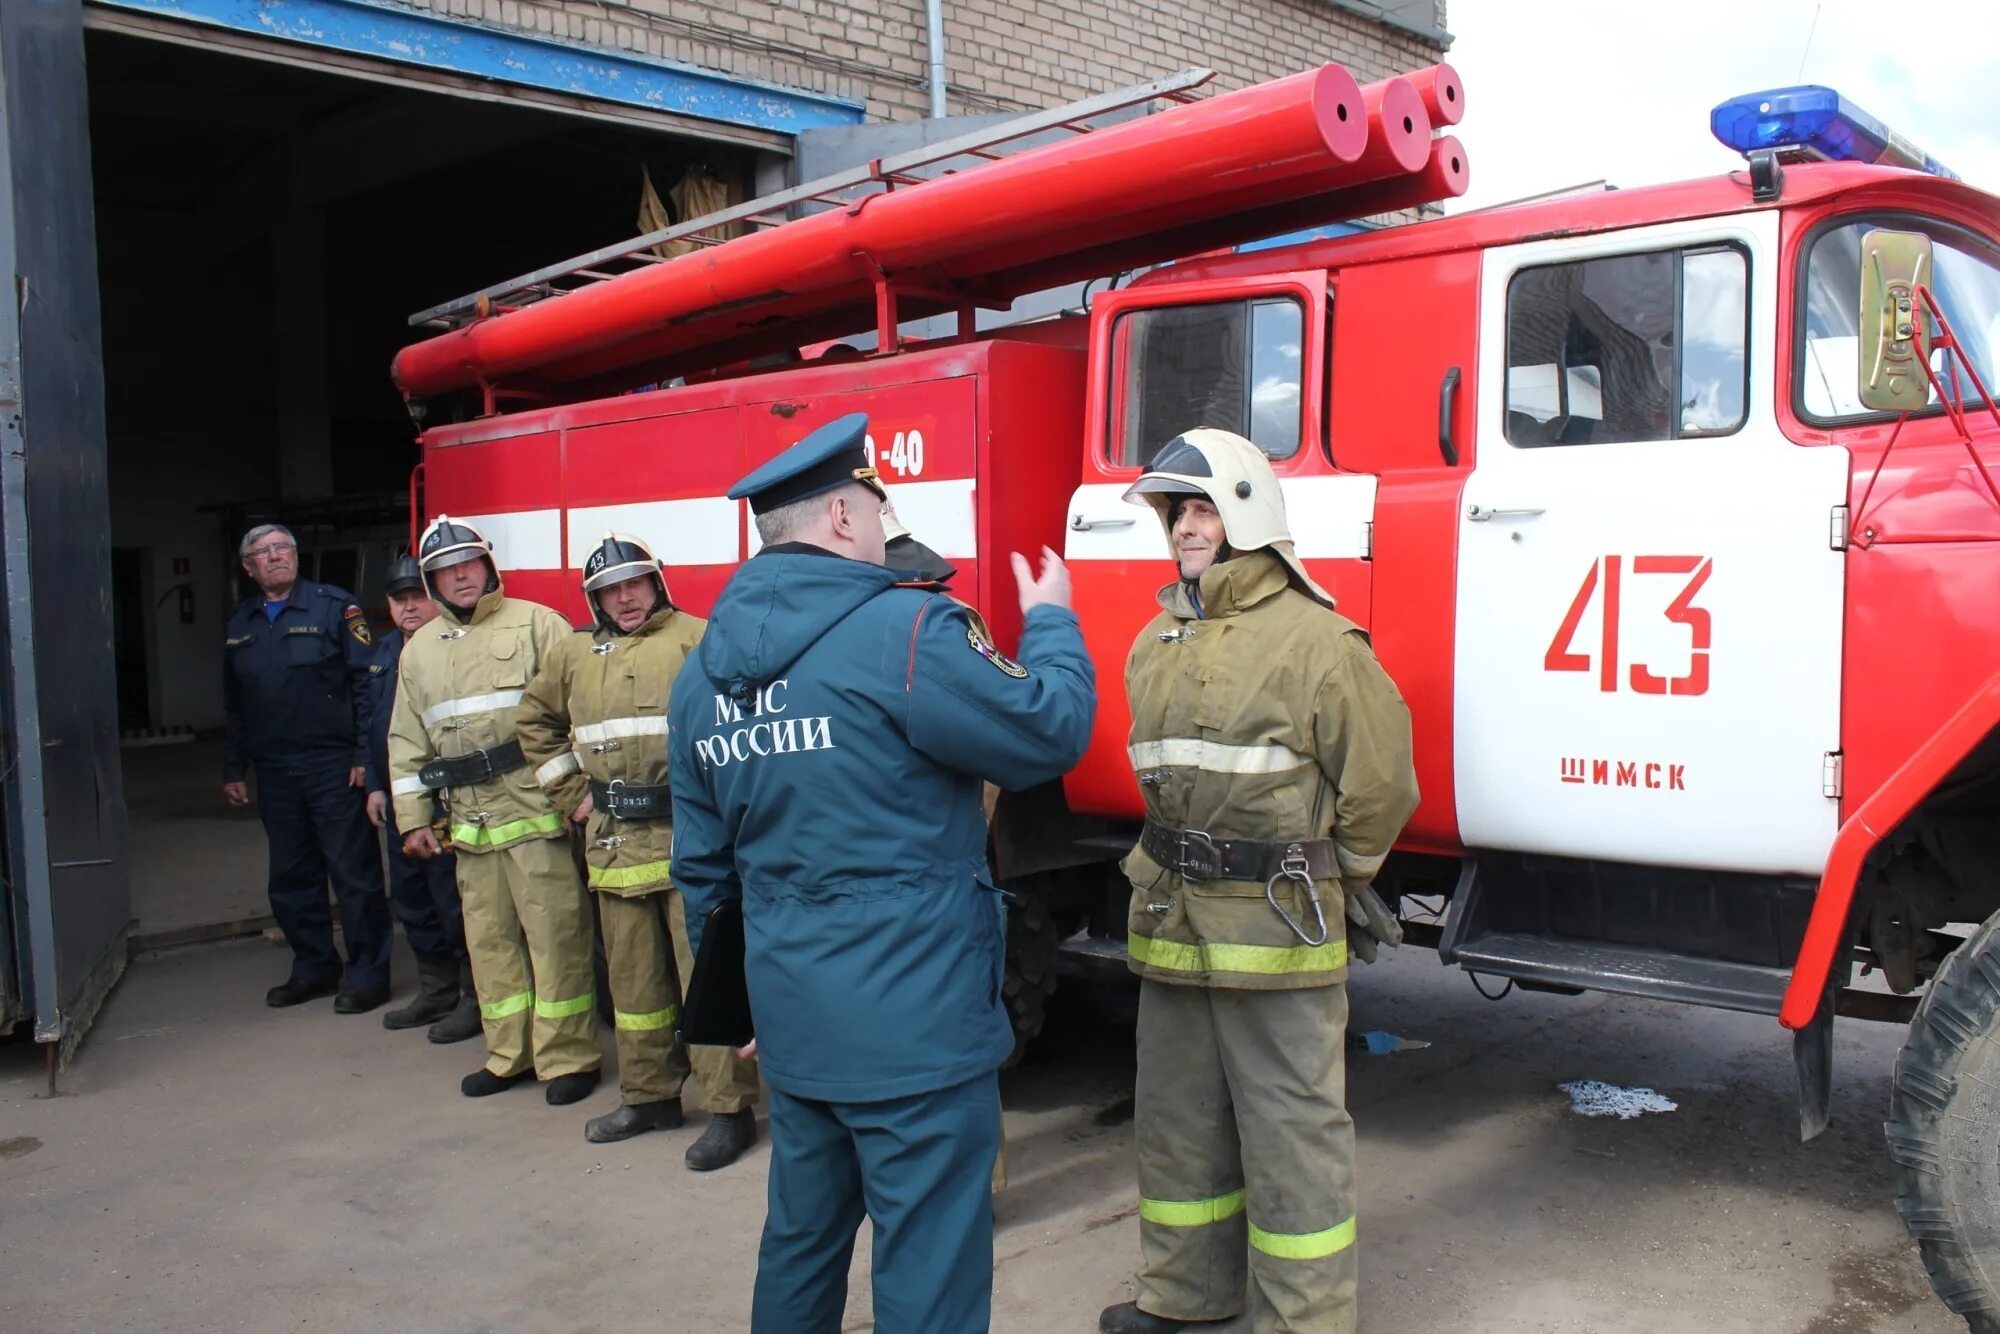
left=455, top=509, right=564, bottom=571
left=747, top=477, right=977, bottom=560
left=455, top=479, right=980, bottom=571
left=568, top=498, right=738, bottom=569
left=1128, top=738, right=1314, bottom=775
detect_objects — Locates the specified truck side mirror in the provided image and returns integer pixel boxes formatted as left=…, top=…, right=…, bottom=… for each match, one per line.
left=1857, top=228, right=1935, bottom=414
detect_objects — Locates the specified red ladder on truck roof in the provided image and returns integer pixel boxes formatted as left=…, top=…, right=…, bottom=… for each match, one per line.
left=406, top=68, right=1218, bottom=332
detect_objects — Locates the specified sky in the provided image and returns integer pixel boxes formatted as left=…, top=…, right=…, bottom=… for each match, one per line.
left=1442, top=0, right=2000, bottom=212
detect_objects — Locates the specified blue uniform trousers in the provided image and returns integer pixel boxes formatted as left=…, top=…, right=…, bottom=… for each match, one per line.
left=753, top=1071, right=1000, bottom=1334
left=256, top=757, right=392, bottom=989
left=384, top=833, right=465, bottom=965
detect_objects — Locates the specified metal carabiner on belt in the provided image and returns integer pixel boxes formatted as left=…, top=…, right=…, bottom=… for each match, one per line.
left=1265, top=843, right=1328, bottom=946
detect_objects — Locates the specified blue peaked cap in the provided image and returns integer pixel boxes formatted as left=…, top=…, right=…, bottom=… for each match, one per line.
left=728, top=413, right=888, bottom=516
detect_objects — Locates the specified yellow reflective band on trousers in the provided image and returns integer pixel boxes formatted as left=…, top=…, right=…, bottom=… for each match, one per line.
left=482, top=989, right=533, bottom=1020
left=1248, top=1215, right=1357, bottom=1261
left=451, top=810, right=564, bottom=848
left=588, top=859, right=672, bottom=890
left=535, top=992, right=595, bottom=1020
left=615, top=1004, right=678, bottom=1032
left=1139, top=1189, right=1246, bottom=1228
left=1128, top=932, right=1348, bottom=976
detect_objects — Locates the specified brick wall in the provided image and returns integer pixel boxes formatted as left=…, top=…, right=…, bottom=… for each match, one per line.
left=390, top=0, right=1449, bottom=123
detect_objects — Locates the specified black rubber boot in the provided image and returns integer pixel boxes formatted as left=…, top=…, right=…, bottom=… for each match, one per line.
left=265, top=977, right=337, bottom=1008
left=334, top=985, right=389, bottom=1015
left=545, top=1068, right=601, bottom=1106
left=684, top=1108, right=758, bottom=1172
left=1098, top=1303, right=1230, bottom=1333
left=426, top=962, right=483, bottom=1045
left=585, top=1098, right=684, bottom=1143
left=383, top=956, right=459, bottom=1030
left=461, top=1068, right=533, bottom=1098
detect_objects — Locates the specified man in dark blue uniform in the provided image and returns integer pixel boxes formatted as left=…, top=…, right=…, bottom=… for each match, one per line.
left=363, top=556, right=476, bottom=1040
left=222, top=523, right=392, bottom=1011
left=669, top=414, right=1097, bottom=1334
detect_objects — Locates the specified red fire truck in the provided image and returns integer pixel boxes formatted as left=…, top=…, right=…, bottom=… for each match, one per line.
left=392, top=69, right=2000, bottom=1327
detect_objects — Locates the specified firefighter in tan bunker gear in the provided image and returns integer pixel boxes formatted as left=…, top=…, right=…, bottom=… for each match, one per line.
left=387, top=517, right=602, bottom=1104
left=1099, top=431, right=1419, bottom=1334
left=516, top=533, right=763, bottom=1167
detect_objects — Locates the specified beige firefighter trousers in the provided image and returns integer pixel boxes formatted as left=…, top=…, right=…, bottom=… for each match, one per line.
left=1134, top=979, right=1357, bottom=1334
left=458, top=833, right=600, bottom=1080
left=597, top=887, right=761, bottom=1110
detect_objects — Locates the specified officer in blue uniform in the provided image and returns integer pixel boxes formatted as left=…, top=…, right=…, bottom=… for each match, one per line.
left=222, top=523, right=392, bottom=1011
left=669, top=415, right=1097, bottom=1334
left=363, top=555, right=476, bottom=1040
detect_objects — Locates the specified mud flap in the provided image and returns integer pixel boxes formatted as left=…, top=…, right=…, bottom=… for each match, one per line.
left=1794, top=979, right=1836, bottom=1142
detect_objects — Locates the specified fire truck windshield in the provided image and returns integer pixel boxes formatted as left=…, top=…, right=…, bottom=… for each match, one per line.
left=1115, top=297, right=1304, bottom=467
left=1800, top=216, right=2000, bottom=421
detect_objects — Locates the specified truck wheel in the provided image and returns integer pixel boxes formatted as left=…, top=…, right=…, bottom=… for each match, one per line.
left=1002, top=878, right=1061, bottom=1070
left=1889, top=907, right=2000, bottom=1332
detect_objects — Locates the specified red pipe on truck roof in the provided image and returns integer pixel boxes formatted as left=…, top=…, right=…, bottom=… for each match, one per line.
left=392, top=63, right=1461, bottom=403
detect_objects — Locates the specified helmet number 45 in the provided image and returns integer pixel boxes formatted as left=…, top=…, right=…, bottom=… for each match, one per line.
left=1544, top=554, right=1713, bottom=697
left=864, top=430, right=926, bottom=479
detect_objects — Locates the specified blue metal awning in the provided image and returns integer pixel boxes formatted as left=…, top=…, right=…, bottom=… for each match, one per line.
left=90, top=0, right=864, bottom=137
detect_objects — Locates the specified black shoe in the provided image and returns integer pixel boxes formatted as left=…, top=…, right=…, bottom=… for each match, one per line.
left=685, top=1108, right=758, bottom=1172
left=383, top=958, right=459, bottom=1030
left=334, top=985, right=389, bottom=1015
left=545, top=1069, right=601, bottom=1106
left=585, top=1098, right=684, bottom=1143
left=427, top=964, right=483, bottom=1045
left=265, top=977, right=337, bottom=1008
left=1098, top=1303, right=1229, bottom=1333
left=461, top=1068, right=533, bottom=1098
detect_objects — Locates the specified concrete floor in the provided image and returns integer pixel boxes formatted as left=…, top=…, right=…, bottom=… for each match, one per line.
left=121, top=736, right=271, bottom=944
left=0, top=926, right=1961, bottom=1333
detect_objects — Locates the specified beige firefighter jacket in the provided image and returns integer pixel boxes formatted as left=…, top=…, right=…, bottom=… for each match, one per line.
left=387, top=588, right=574, bottom=854
left=515, top=605, right=704, bottom=897
left=1123, top=549, right=1419, bottom=990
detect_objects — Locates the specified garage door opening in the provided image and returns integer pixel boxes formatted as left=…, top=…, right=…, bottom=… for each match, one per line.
left=87, top=26, right=763, bottom=945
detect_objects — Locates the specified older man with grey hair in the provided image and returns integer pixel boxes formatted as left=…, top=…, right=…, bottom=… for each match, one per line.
left=223, top=522, right=393, bottom=1011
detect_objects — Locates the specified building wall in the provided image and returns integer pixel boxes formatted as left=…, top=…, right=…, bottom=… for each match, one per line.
left=390, top=1, right=1449, bottom=122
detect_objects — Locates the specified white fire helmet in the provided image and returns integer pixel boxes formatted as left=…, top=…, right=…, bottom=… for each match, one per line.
left=415, top=514, right=496, bottom=600
left=1121, top=428, right=1334, bottom=608
left=580, top=531, right=671, bottom=631
left=880, top=491, right=911, bottom=544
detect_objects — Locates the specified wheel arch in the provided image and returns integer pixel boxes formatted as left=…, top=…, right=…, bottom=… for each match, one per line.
left=1783, top=669, right=2000, bottom=1030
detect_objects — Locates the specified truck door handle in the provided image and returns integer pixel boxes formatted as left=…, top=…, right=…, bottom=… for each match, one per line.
left=1466, top=504, right=1546, bottom=522
left=1071, top=514, right=1136, bottom=531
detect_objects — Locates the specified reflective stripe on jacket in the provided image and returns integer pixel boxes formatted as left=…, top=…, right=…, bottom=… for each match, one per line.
left=387, top=589, right=573, bottom=853
left=516, top=605, right=704, bottom=896
left=1123, top=550, right=1418, bottom=990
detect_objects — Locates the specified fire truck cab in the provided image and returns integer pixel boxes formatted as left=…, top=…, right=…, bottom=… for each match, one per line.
left=398, top=78, right=2000, bottom=1328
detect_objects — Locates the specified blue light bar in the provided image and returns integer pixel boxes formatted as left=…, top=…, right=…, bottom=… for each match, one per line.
left=1710, top=85, right=1957, bottom=181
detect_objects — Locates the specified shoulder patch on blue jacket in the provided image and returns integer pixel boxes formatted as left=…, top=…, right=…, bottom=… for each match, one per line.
left=965, top=611, right=1027, bottom=679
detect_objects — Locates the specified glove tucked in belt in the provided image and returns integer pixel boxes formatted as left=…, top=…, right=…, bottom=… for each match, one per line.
left=419, top=739, right=526, bottom=790
left=589, top=778, right=671, bottom=820
left=1139, top=819, right=1339, bottom=883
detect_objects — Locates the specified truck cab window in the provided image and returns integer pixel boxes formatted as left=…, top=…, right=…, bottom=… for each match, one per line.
left=1799, top=217, right=2000, bottom=421
left=1505, top=245, right=1748, bottom=445
left=1116, top=297, right=1303, bottom=467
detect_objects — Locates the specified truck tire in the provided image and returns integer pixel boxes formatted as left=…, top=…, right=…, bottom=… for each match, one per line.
left=1888, top=907, right=2000, bottom=1333
left=1002, top=879, right=1061, bottom=1070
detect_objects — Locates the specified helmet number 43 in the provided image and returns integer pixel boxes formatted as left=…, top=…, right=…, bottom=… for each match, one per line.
left=864, top=430, right=926, bottom=479
left=1544, top=554, right=1713, bottom=697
